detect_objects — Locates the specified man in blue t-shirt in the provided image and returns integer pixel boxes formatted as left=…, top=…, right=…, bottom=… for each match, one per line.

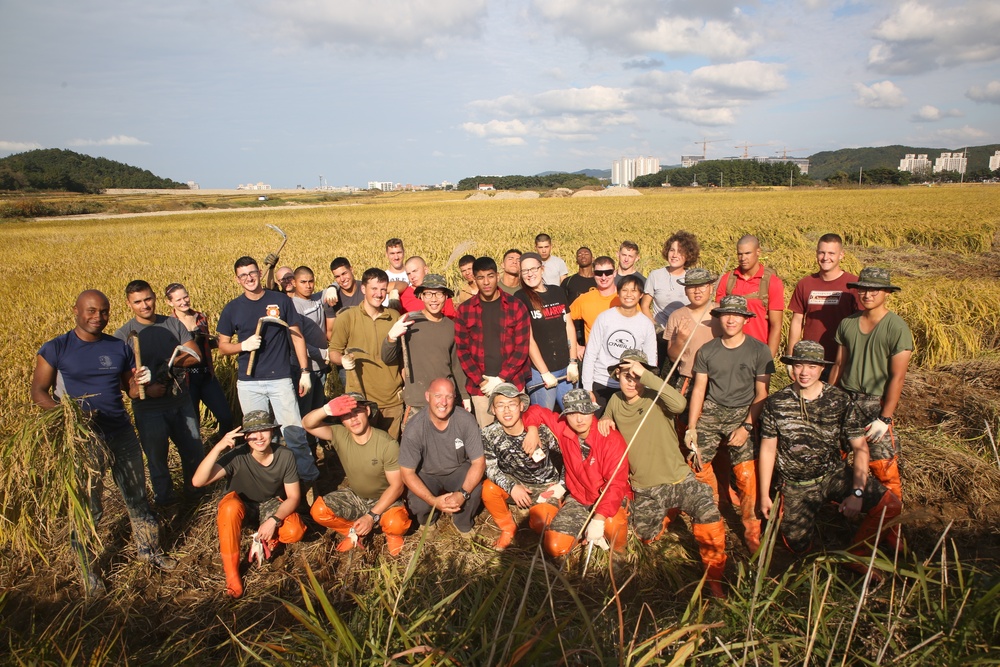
left=217, top=257, right=319, bottom=493
left=31, top=290, right=176, bottom=596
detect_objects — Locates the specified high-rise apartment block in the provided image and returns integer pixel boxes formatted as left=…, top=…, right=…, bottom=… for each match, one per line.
left=933, top=152, right=967, bottom=174
left=898, top=154, right=931, bottom=173
left=612, top=156, right=660, bottom=186
left=989, top=150, right=1000, bottom=171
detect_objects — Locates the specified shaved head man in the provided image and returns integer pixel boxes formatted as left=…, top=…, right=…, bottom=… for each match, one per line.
left=716, top=235, right=785, bottom=356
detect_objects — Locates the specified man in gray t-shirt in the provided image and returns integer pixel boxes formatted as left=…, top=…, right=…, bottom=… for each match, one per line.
left=399, top=378, right=485, bottom=535
left=114, top=280, right=206, bottom=506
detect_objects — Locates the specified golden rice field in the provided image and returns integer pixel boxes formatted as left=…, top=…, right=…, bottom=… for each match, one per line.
left=3, top=185, right=1000, bottom=665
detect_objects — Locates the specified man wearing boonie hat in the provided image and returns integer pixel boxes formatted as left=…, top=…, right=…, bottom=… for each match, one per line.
left=381, top=273, right=468, bottom=427
left=598, top=350, right=728, bottom=597
left=192, top=410, right=307, bottom=599
left=685, top=294, right=775, bottom=554
left=663, top=267, right=721, bottom=397
left=829, top=267, right=912, bottom=502
left=520, top=388, right=632, bottom=558
left=480, top=383, right=564, bottom=550
left=758, top=341, right=901, bottom=564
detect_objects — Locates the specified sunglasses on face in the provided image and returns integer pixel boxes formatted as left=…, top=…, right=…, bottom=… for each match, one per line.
left=594, top=269, right=615, bottom=277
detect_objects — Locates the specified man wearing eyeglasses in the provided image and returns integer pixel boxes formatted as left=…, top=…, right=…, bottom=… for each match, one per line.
left=568, top=255, right=621, bottom=352
left=217, top=256, right=320, bottom=497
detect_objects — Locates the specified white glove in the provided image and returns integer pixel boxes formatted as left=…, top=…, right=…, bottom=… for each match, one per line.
left=319, top=348, right=330, bottom=361
left=684, top=428, right=698, bottom=448
left=566, top=362, right=579, bottom=384
left=134, top=366, right=151, bottom=385
left=541, top=372, right=558, bottom=389
left=865, top=418, right=890, bottom=443
left=481, top=375, right=503, bottom=396
left=786, top=364, right=794, bottom=378
left=462, top=398, right=472, bottom=412
left=323, top=286, right=339, bottom=306
left=388, top=288, right=400, bottom=303
left=240, top=335, right=262, bottom=352
left=387, top=317, right=412, bottom=341
left=586, top=519, right=610, bottom=550
left=341, top=353, right=355, bottom=371
left=539, top=482, right=566, bottom=502
left=299, top=372, right=312, bottom=395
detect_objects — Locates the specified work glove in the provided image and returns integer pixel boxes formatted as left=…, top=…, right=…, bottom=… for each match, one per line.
left=684, top=428, right=703, bottom=472
left=387, top=317, right=412, bottom=342
left=248, top=535, right=271, bottom=566
left=566, top=362, right=579, bottom=384
left=388, top=288, right=400, bottom=303
left=134, top=366, right=151, bottom=385
left=240, top=335, right=261, bottom=352
left=462, top=398, right=472, bottom=412
left=324, top=394, right=358, bottom=418
left=786, top=364, right=794, bottom=379
left=319, top=348, right=330, bottom=361
left=586, top=519, right=610, bottom=550
left=323, top=286, right=339, bottom=306
left=341, top=353, right=355, bottom=370
left=298, top=372, right=312, bottom=395
left=865, top=418, right=890, bottom=443
left=541, top=372, right=558, bottom=389
left=539, top=482, right=566, bottom=502
left=480, top=375, right=503, bottom=396
left=263, top=253, right=279, bottom=268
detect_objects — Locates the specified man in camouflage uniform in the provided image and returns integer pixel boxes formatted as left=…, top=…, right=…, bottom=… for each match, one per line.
left=685, top=295, right=774, bottom=553
left=759, top=340, right=901, bottom=560
left=598, top=350, right=727, bottom=597
left=481, top=383, right=564, bottom=550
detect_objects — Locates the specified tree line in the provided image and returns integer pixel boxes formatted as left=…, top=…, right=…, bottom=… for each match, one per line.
left=632, top=160, right=811, bottom=188
left=456, top=173, right=602, bottom=191
left=0, top=149, right=188, bottom=193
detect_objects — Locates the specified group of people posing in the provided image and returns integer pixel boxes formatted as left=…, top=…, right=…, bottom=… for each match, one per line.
left=32, top=233, right=910, bottom=599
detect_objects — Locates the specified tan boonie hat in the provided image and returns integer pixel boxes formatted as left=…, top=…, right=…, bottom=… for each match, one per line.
left=414, top=273, right=455, bottom=298
left=242, top=410, right=280, bottom=433
left=711, top=294, right=755, bottom=318
left=678, top=267, right=717, bottom=287
left=488, top=382, right=529, bottom=414
left=847, top=267, right=901, bottom=293
left=608, top=348, right=658, bottom=377
left=780, top=340, right=834, bottom=366
left=560, top=388, right=600, bottom=416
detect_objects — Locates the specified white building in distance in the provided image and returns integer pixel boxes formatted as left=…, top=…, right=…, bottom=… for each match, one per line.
left=237, top=182, right=270, bottom=190
left=933, top=152, right=967, bottom=174
left=681, top=155, right=705, bottom=168
left=898, top=154, right=931, bottom=173
left=989, top=150, right=1000, bottom=171
left=612, top=156, right=660, bottom=186
left=367, top=181, right=395, bottom=192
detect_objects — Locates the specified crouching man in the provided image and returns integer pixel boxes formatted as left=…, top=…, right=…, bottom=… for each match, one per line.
left=758, top=341, right=901, bottom=567
left=522, top=389, right=631, bottom=558
left=599, top=351, right=727, bottom=597
left=192, top=411, right=307, bottom=599
left=302, top=393, right=411, bottom=555
left=481, top=383, right=564, bottom=551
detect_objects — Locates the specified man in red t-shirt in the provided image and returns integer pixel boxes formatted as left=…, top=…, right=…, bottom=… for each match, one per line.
left=715, top=235, right=784, bottom=356
left=786, top=233, right=858, bottom=368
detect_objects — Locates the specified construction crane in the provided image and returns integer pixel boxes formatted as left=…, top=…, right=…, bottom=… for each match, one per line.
left=694, top=139, right=730, bottom=159
left=734, top=142, right=770, bottom=159
left=774, top=147, right=808, bottom=159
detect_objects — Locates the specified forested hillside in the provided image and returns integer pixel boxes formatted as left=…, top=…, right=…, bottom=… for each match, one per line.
left=0, top=149, right=187, bottom=193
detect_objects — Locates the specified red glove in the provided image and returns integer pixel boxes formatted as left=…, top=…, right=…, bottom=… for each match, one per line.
left=324, top=394, right=358, bottom=417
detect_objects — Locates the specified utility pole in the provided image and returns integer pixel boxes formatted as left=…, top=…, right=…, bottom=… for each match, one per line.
left=859, top=167, right=863, bottom=186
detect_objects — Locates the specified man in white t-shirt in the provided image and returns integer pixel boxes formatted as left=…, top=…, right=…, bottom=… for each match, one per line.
left=535, top=233, right=568, bottom=286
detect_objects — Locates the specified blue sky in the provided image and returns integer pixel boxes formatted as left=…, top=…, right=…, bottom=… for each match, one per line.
left=1, top=0, right=998, bottom=188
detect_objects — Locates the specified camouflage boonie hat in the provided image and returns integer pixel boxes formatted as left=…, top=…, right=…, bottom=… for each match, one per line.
left=344, top=392, right=380, bottom=420
left=678, top=267, right=717, bottom=287
left=711, top=294, right=755, bottom=318
left=488, top=382, right=529, bottom=414
left=780, top=340, right=834, bottom=367
left=561, top=388, right=601, bottom=416
left=847, top=267, right=901, bottom=293
left=414, top=273, right=455, bottom=298
left=242, top=410, right=280, bottom=433
left=608, top=348, right=658, bottom=377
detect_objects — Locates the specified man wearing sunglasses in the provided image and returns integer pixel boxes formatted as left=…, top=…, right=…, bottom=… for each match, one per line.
left=569, top=255, right=621, bottom=355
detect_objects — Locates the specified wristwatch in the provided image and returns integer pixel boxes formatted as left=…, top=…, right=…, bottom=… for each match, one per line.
left=458, top=489, right=471, bottom=501
left=852, top=488, right=864, bottom=499
left=268, top=514, right=284, bottom=528
left=877, top=415, right=893, bottom=425
left=367, top=510, right=382, bottom=523
left=741, top=422, right=754, bottom=432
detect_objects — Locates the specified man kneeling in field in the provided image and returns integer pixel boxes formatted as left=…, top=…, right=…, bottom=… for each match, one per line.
left=192, top=411, right=307, bottom=599
left=302, top=394, right=411, bottom=555
left=758, top=341, right=901, bottom=570
left=481, top=383, right=564, bottom=550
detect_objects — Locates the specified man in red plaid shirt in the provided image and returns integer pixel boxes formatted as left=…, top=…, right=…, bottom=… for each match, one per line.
left=455, top=256, right=531, bottom=428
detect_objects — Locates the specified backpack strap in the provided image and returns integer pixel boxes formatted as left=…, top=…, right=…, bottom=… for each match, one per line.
left=757, top=266, right=775, bottom=310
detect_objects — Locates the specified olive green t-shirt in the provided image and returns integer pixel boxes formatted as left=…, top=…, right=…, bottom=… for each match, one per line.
left=603, top=369, right=690, bottom=489
left=834, top=311, right=913, bottom=397
left=327, top=426, right=400, bottom=500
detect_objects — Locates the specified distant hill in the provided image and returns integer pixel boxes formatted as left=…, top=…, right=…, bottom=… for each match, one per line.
left=535, top=168, right=611, bottom=179
left=0, top=148, right=188, bottom=193
left=809, top=144, right=1000, bottom=180
left=457, top=172, right=602, bottom=190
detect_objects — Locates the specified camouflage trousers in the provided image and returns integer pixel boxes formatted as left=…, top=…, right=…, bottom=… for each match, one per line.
left=320, top=488, right=405, bottom=522
left=549, top=496, right=628, bottom=536
left=694, top=401, right=756, bottom=466
left=778, top=467, right=887, bottom=553
left=847, top=393, right=899, bottom=462
left=630, top=473, right=721, bottom=540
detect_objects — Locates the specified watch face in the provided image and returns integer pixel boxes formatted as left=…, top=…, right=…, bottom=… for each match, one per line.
left=853, top=489, right=864, bottom=498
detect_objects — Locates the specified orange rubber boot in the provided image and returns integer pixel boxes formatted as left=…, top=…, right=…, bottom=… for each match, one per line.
left=852, top=490, right=902, bottom=555
left=543, top=530, right=577, bottom=558
left=482, top=480, right=517, bottom=550
left=529, top=503, right=558, bottom=534
left=381, top=506, right=412, bottom=556
left=692, top=520, right=727, bottom=598
left=693, top=462, right=719, bottom=505
left=869, top=457, right=903, bottom=504
left=217, top=491, right=246, bottom=599
left=604, top=506, right=630, bottom=553
left=310, top=498, right=354, bottom=535
left=278, top=512, right=307, bottom=545
left=731, top=460, right=762, bottom=554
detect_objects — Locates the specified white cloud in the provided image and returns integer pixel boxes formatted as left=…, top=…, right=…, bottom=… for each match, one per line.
left=934, top=125, right=988, bottom=141
left=532, top=0, right=759, bottom=60
left=853, top=80, right=907, bottom=108
left=910, top=105, right=962, bottom=122
left=868, top=0, right=1000, bottom=74
left=67, top=135, right=150, bottom=147
left=966, top=80, right=1000, bottom=104
left=690, top=61, right=788, bottom=96
left=0, top=140, right=43, bottom=152
left=255, top=0, right=488, bottom=53
left=461, top=119, right=528, bottom=138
